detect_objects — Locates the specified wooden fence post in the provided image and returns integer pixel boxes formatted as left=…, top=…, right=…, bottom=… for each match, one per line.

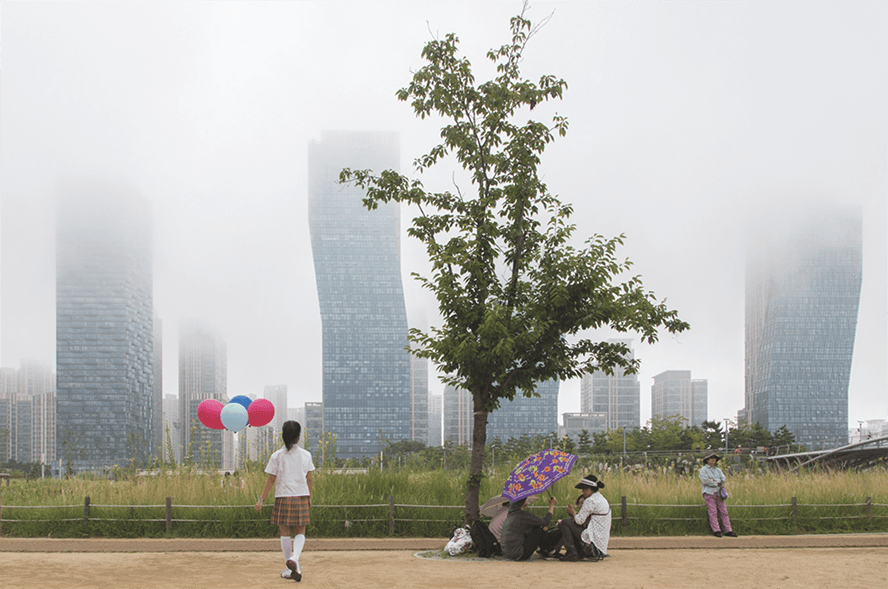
left=166, top=497, right=172, bottom=534
left=84, top=496, right=90, bottom=525
left=389, top=495, right=395, bottom=535
left=790, top=496, right=797, bottom=530
left=621, top=496, right=628, bottom=529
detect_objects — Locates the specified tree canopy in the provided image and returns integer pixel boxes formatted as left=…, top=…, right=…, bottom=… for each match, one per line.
left=340, top=5, right=689, bottom=523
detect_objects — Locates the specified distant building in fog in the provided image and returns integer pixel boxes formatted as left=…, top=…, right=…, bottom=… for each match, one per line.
left=651, top=370, right=708, bottom=428
left=162, top=393, right=180, bottom=462
left=179, top=320, right=227, bottom=468
left=559, top=412, right=608, bottom=442
left=443, top=384, right=472, bottom=446
left=744, top=207, right=862, bottom=447
left=56, top=190, right=154, bottom=472
left=152, top=317, right=163, bottom=460
left=428, top=393, right=442, bottom=447
left=410, top=356, right=429, bottom=445
left=263, top=384, right=288, bottom=434
left=581, top=339, right=640, bottom=430
left=308, top=131, right=411, bottom=459
left=304, top=402, right=324, bottom=456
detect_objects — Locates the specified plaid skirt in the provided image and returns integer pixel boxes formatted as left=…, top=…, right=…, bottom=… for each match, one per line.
left=270, top=496, right=311, bottom=527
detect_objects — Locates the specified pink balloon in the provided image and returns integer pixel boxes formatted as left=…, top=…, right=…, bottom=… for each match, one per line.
left=248, top=398, right=275, bottom=427
left=197, top=399, right=225, bottom=430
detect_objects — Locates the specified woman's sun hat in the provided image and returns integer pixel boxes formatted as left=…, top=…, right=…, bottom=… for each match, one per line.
left=575, top=474, right=605, bottom=490
left=703, top=452, right=721, bottom=462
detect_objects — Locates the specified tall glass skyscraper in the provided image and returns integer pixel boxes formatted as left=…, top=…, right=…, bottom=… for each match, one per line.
left=308, top=131, right=411, bottom=459
left=651, top=370, right=708, bottom=428
left=56, top=190, right=154, bottom=472
left=744, top=207, right=862, bottom=447
left=487, top=380, right=559, bottom=442
left=581, top=339, right=641, bottom=430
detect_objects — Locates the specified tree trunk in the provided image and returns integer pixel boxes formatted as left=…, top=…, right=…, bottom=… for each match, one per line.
left=464, top=393, right=489, bottom=525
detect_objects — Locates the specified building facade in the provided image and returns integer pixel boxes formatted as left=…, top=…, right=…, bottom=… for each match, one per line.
left=263, top=384, right=289, bottom=435
left=178, top=320, right=227, bottom=467
left=580, top=339, right=641, bottom=430
left=487, top=380, right=560, bottom=442
left=744, top=208, right=862, bottom=447
left=428, top=393, right=443, bottom=447
left=308, top=131, right=412, bottom=459
left=162, top=393, right=180, bottom=463
left=152, top=317, right=163, bottom=460
left=443, top=384, right=473, bottom=446
left=410, top=356, right=429, bottom=445
left=559, top=412, right=608, bottom=442
left=651, top=370, right=708, bottom=428
left=303, top=401, right=325, bottom=457
left=56, top=190, right=154, bottom=473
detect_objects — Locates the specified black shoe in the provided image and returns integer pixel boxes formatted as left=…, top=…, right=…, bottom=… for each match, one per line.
left=539, top=551, right=560, bottom=561
left=713, top=531, right=723, bottom=538
left=560, top=548, right=580, bottom=562
left=287, top=560, right=301, bottom=582
left=724, top=531, right=738, bottom=537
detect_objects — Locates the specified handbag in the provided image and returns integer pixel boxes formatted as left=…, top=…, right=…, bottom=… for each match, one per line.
left=718, top=485, right=729, bottom=500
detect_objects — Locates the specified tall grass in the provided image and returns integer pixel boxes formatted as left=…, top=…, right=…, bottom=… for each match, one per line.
left=1, top=463, right=885, bottom=538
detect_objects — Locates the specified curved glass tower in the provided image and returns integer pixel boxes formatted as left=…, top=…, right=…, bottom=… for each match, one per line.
left=308, top=131, right=411, bottom=459
left=744, top=207, right=862, bottom=447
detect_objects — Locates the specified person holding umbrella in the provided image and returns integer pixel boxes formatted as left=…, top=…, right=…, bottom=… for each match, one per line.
left=699, top=452, right=738, bottom=538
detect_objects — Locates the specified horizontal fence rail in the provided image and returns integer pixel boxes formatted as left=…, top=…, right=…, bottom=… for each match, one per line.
left=1, top=495, right=884, bottom=537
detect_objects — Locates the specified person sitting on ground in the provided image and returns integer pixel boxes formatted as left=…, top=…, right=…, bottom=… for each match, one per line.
left=557, top=474, right=610, bottom=561
left=539, top=494, right=587, bottom=559
left=500, top=495, right=557, bottom=561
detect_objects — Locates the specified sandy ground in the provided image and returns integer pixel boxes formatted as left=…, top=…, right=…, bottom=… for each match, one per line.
left=1, top=536, right=886, bottom=589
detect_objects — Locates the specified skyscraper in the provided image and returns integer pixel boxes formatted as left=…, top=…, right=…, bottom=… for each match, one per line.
left=443, top=384, right=472, bottom=446
left=487, top=380, right=560, bottom=442
left=178, top=319, right=227, bottom=467
left=651, top=370, right=708, bottom=428
left=152, top=317, right=163, bottom=461
left=410, top=355, right=429, bottom=445
left=580, top=339, right=640, bottom=430
left=21, top=360, right=56, bottom=466
left=428, top=393, right=443, bottom=447
left=308, top=131, right=411, bottom=459
left=263, top=384, right=288, bottom=434
left=56, top=190, right=154, bottom=472
left=744, top=207, right=862, bottom=447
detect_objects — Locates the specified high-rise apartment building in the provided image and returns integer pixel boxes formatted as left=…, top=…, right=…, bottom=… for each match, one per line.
left=651, top=370, right=708, bottom=428
left=428, top=393, right=443, bottom=447
left=162, top=393, right=180, bottom=463
left=443, top=384, right=473, bottom=446
left=178, top=320, right=227, bottom=467
left=559, top=412, right=608, bottom=442
left=580, top=339, right=640, bottom=430
left=21, top=360, right=56, bottom=465
left=0, top=368, right=16, bottom=461
left=303, top=402, right=324, bottom=457
left=487, top=380, right=560, bottom=442
left=410, top=356, right=429, bottom=445
left=152, top=317, right=163, bottom=460
left=744, top=207, right=862, bottom=447
left=308, top=131, right=411, bottom=459
left=263, top=384, right=288, bottom=434
left=56, top=190, right=154, bottom=472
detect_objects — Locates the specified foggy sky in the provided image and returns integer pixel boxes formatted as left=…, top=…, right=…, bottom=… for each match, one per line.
left=1, top=1, right=886, bottom=431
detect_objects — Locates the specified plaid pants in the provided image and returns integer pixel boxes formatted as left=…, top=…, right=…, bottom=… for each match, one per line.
left=703, top=492, right=732, bottom=533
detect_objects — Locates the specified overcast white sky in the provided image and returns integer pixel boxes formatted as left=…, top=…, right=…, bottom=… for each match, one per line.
left=1, top=1, right=886, bottom=431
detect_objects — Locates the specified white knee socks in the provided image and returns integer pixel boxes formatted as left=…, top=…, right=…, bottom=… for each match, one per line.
left=291, top=534, right=305, bottom=572
left=280, top=536, right=292, bottom=562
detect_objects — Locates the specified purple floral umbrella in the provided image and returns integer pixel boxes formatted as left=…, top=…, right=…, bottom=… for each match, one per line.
left=502, top=449, right=578, bottom=502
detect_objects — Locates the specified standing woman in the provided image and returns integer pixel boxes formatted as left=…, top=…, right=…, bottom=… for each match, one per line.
left=699, top=452, right=738, bottom=538
left=255, top=421, right=315, bottom=582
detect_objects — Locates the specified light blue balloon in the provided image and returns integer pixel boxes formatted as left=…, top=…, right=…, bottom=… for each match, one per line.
left=220, top=402, right=249, bottom=433
left=229, top=395, right=252, bottom=411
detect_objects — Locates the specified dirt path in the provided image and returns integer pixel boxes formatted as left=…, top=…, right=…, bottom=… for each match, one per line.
left=1, top=536, right=886, bottom=589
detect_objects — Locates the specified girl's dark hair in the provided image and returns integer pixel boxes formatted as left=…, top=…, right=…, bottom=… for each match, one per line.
left=282, top=421, right=302, bottom=451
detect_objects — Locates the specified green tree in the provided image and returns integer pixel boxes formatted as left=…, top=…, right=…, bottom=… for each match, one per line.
left=340, top=6, right=688, bottom=523
left=576, top=430, right=593, bottom=456
left=771, top=425, right=797, bottom=449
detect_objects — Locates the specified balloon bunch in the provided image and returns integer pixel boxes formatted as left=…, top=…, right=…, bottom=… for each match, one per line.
left=197, top=395, right=275, bottom=433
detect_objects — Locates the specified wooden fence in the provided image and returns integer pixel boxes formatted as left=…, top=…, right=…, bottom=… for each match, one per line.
left=0, top=496, right=883, bottom=536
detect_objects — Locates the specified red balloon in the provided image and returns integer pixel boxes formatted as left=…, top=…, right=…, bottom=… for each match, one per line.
left=197, top=399, right=225, bottom=430
left=248, top=398, right=275, bottom=427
